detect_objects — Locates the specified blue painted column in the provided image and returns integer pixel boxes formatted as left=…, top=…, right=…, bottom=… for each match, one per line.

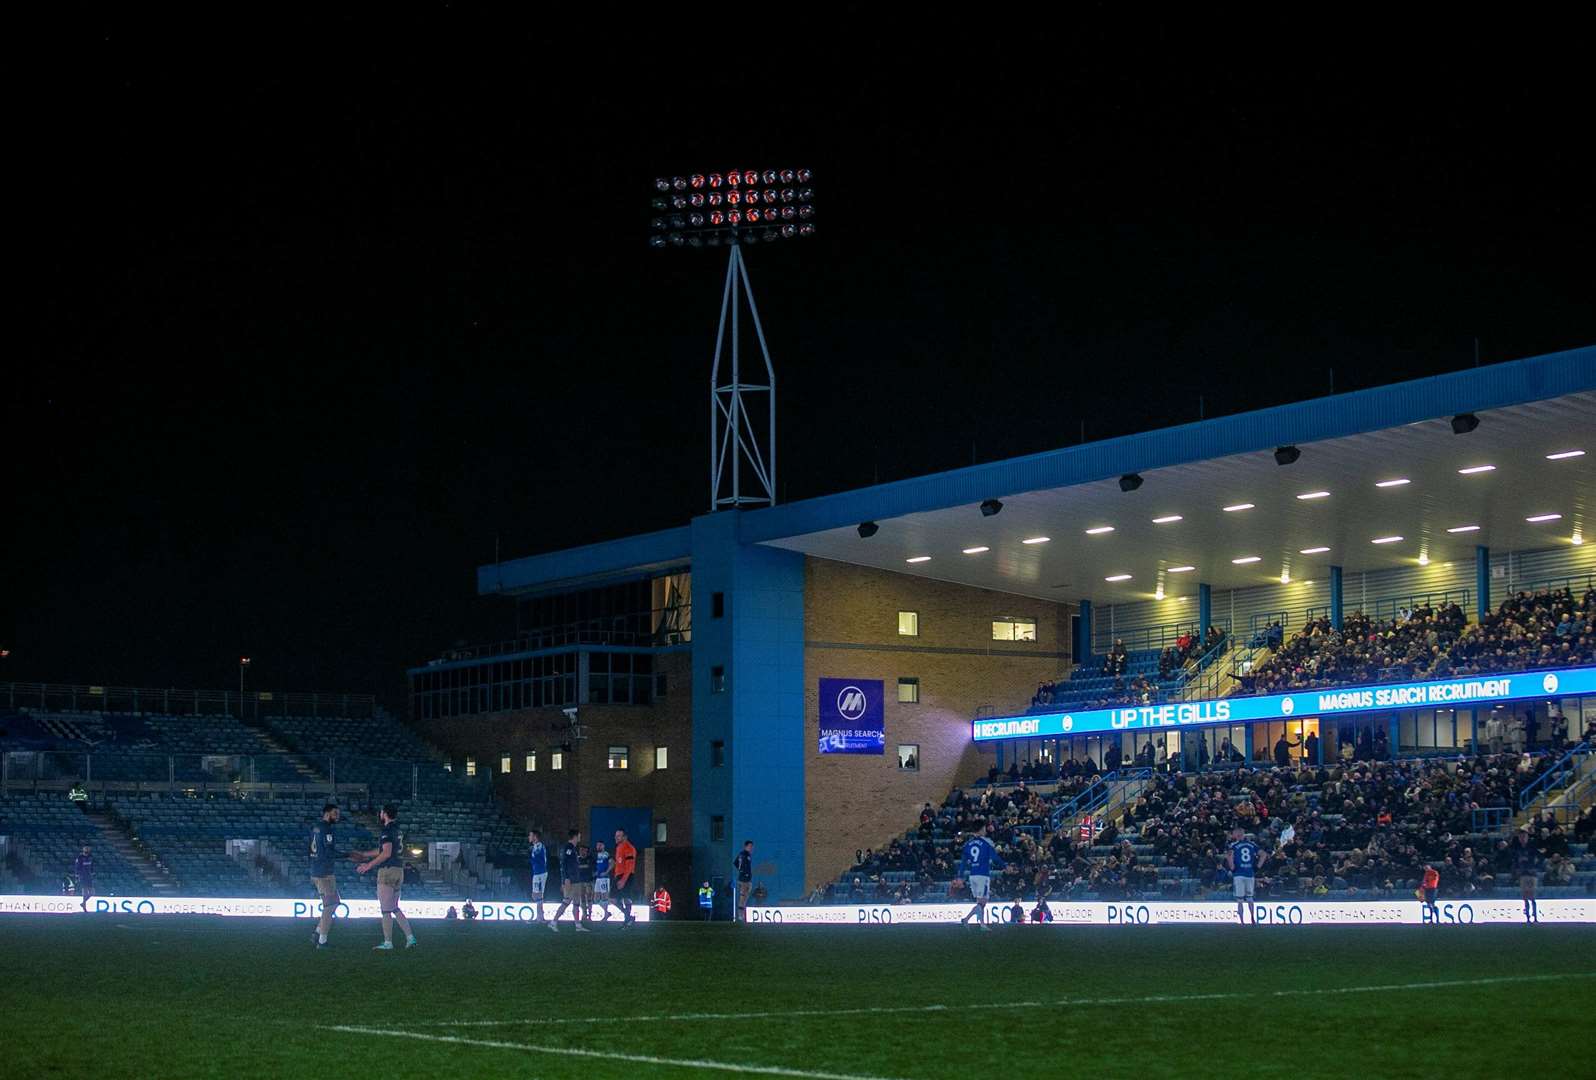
left=1387, top=715, right=1401, bottom=760
left=1077, top=600, right=1093, bottom=662
left=690, top=511, right=807, bottom=903
left=1329, top=565, right=1344, bottom=630
left=1475, top=546, right=1491, bottom=623
left=1198, top=583, right=1212, bottom=638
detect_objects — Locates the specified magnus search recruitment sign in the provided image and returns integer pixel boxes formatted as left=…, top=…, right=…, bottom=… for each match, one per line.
left=972, top=664, right=1596, bottom=743
left=818, top=678, right=885, bottom=754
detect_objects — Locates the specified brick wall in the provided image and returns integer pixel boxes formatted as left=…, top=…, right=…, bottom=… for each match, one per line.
left=802, top=557, right=1072, bottom=890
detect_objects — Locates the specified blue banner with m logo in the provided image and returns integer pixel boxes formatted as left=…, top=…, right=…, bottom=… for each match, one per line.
left=818, top=678, right=885, bottom=754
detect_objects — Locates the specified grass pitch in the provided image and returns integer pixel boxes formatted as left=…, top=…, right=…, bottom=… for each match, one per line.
left=1, top=914, right=1592, bottom=1079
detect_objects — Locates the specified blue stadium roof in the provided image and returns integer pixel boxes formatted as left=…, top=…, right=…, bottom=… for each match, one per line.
left=480, top=344, right=1595, bottom=600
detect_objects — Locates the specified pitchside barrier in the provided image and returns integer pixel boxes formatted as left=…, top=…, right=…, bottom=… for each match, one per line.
left=0, top=895, right=649, bottom=921
left=747, top=900, right=1596, bottom=926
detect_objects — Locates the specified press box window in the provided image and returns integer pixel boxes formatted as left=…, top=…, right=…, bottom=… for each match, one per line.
left=711, top=665, right=727, bottom=693
left=898, top=744, right=920, bottom=771
left=607, top=745, right=630, bottom=770
left=897, top=677, right=920, bottom=704
left=551, top=751, right=565, bottom=771
left=655, top=820, right=669, bottom=844
left=898, top=611, right=919, bottom=637
left=710, top=815, right=726, bottom=841
left=655, top=746, right=669, bottom=770
left=992, top=617, right=1037, bottom=642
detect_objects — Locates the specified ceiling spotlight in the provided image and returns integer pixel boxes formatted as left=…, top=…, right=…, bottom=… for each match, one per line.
left=980, top=499, right=1003, bottom=517
left=1450, top=412, right=1480, bottom=435
left=1119, top=473, right=1143, bottom=492
left=1274, top=445, right=1301, bottom=466
left=857, top=521, right=878, bottom=539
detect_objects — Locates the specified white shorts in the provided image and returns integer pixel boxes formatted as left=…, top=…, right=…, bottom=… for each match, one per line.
left=593, top=878, right=610, bottom=897
left=968, top=875, right=991, bottom=900
left=1233, top=876, right=1255, bottom=899
left=531, top=873, right=547, bottom=897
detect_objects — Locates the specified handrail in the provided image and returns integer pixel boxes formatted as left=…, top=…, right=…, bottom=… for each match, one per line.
left=1518, top=742, right=1592, bottom=810
left=1090, top=619, right=1230, bottom=657
left=421, top=608, right=695, bottom=664
left=1502, top=573, right=1595, bottom=602
left=2, top=682, right=375, bottom=718
left=1250, top=611, right=1288, bottom=633
left=1048, top=768, right=1154, bottom=832
left=1471, top=806, right=1514, bottom=832
left=1372, top=590, right=1470, bottom=624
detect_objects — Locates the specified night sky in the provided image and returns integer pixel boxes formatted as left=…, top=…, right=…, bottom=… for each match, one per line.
left=9, top=21, right=1593, bottom=705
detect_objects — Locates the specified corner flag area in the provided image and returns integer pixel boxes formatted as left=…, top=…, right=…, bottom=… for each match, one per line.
left=2, top=917, right=1591, bottom=1078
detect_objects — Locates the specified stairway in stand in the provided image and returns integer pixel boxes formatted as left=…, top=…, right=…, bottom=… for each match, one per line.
left=80, top=806, right=182, bottom=894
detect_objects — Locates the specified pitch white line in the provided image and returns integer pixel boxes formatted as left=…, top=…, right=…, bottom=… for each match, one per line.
left=324, top=1025, right=917, bottom=1080
left=423, top=971, right=1596, bottom=1029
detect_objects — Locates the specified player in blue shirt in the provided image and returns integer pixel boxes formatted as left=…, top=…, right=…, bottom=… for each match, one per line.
left=955, top=820, right=1004, bottom=931
left=592, top=841, right=613, bottom=922
left=528, top=829, right=550, bottom=927
left=1227, top=827, right=1266, bottom=924
left=309, top=803, right=340, bottom=948
left=548, top=829, right=589, bottom=932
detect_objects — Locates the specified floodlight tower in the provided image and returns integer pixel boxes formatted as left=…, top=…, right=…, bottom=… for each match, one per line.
left=650, top=168, right=815, bottom=510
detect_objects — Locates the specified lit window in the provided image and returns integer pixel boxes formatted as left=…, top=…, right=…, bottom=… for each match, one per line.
left=898, top=610, right=919, bottom=636
left=655, top=746, right=669, bottom=770
left=465, top=757, right=477, bottom=777
left=499, top=755, right=511, bottom=775
left=898, top=745, right=920, bottom=771
left=607, top=745, right=630, bottom=770
left=655, top=820, right=668, bottom=844
left=897, top=677, right=920, bottom=704
left=992, top=618, right=1037, bottom=642
left=525, top=752, right=536, bottom=773
left=551, top=751, right=565, bottom=771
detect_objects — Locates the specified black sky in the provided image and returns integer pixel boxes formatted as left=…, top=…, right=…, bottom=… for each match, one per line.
left=9, top=19, right=1594, bottom=705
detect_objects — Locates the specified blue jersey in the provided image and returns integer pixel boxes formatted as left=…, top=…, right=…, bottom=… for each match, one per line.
left=561, top=842, right=581, bottom=882
left=594, top=850, right=611, bottom=881
left=309, top=821, right=336, bottom=877
left=1230, top=840, right=1261, bottom=878
left=959, top=836, right=1002, bottom=877
left=529, top=841, right=547, bottom=876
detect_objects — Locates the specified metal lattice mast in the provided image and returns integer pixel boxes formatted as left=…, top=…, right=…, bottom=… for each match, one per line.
left=709, top=244, right=777, bottom=509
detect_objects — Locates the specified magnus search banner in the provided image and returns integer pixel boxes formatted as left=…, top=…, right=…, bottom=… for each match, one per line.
left=973, top=664, right=1596, bottom=742
left=819, top=678, right=885, bottom=754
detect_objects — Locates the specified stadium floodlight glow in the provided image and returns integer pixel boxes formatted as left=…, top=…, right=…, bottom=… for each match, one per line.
left=906, top=555, right=932, bottom=564
left=1450, top=412, right=1480, bottom=435
left=962, top=546, right=990, bottom=555
left=1119, top=473, right=1143, bottom=492
left=1458, top=464, right=1496, bottom=474
left=1447, top=524, right=1481, bottom=533
left=650, top=168, right=814, bottom=247
left=1223, top=502, right=1254, bottom=512
left=1167, top=565, right=1196, bottom=573
left=1300, top=546, right=1331, bottom=554
left=979, top=499, right=1004, bottom=517
left=1274, top=445, right=1301, bottom=466
left=1232, top=555, right=1262, bottom=564
left=1152, top=515, right=1183, bottom=524
left=1546, top=449, right=1586, bottom=460
left=1085, top=526, right=1115, bottom=535
left=1104, top=574, right=1132, bottom=582
left=857, top=521, right=879, bottom=539
left=1371, top=535, right=1404, bottom=544
left=1376, top=478, right=1411, bottom=488
left=1526, top=513, right=1563, bottom=523
left=1296, top=491, right=1330, bottom=500
left=1021, top=536, right=1051, bottom=545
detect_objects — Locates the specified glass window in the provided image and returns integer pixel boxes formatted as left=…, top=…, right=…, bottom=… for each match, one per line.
left=551, top=751, right=565, bottom=771
left=607, top=745, right=629, bottom=770
left=655, top=820, right=668, bottom=844
left=897, top=744, right=920, bottom=771
left=711, top=665, right=727, bottom=693
left=499, top=755, right=511, bottom=775
left=992, top=618, right=1037, bottom=642
left=897, top=677, right=920, bottom=703
left=898, top=611, right=919, bottom=637
left=710, top=815, right=726, bottom=841
left=655, top=746, right=669, bottom=770
left=465, top=756, right=476, bottom=777
left=525, top=752, right=536, bottom=772
left=712, top=592, right=725, bottom=618
left=711, top=740, right=725, bottom=767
